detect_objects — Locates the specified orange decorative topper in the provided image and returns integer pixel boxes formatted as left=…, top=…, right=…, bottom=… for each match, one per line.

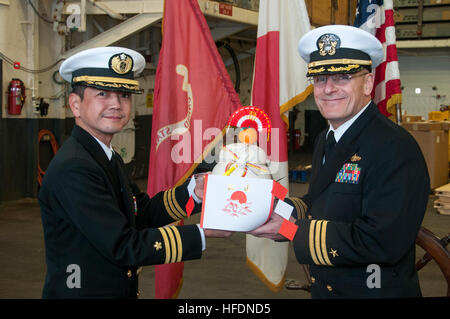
left=215, top=106, right=272, bottom=179
left=238, top=128, right=258, bottom=144
left=227, top=106, right=271, bottom=140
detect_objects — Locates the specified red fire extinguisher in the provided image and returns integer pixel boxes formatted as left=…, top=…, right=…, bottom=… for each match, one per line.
left=7, top=78, right=26, bottom=115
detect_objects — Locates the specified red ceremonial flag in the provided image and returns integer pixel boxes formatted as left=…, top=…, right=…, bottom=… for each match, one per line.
left=147, top=0, right=241, bottom=299
left=354, top=0, right=402, bottom=117
left=246, top=0, right=311, bottom=292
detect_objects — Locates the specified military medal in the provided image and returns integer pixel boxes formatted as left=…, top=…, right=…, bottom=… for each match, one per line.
left=335, top=163, right=361, bottom=184
left=133, top=195, right=138, bottom=216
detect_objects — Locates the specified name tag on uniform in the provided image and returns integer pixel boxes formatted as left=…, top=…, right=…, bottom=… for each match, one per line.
left=335, top=163, right=361, bottom=184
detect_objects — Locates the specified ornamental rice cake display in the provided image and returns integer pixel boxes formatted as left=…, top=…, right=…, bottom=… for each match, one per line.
left=201, top=106, right=293, bottom=232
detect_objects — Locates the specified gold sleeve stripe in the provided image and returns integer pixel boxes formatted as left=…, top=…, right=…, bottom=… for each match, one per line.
left=308, top=219, right=333, bottom=266
left=168, top=189, right=186, bottom=219
left=314, top=220, right=327, bottom=266
left=291, top=198, right=307, bottom=219
left=164, top=226, right=178, bottom=263
left=289, top=198, right=301, bottom=219
left=320, top=221, right=333, bottom=266
left=170, top=188, right=187, bottom=218
left=163, top=191, right=178, bottom=220
left=299, top=199, right=308, bottom=217
left=167, top=189, right=183, bottom=220
left=158, top=227, right=171, bottom=264
left=291, top=199, right=302, bottom=219
left=169, top=226, right=183, bottom=262
left=309, top=220, right=321, bottom=265
left=164, top=190, right=183, bottom=220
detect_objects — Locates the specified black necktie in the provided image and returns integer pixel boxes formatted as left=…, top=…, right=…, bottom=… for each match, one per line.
left=323, top=130, right=336, bottom=165
left=110, top=152, right=123, bottom=192
left=110, top=152, right=127, bottom=210
left=110, top=152, right=122, bottom=175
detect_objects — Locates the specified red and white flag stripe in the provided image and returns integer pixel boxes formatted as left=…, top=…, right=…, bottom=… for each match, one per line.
left=149, top=0, right=241, bottom=298
left=246, top=0, right=311, bottom=292
left=357, top=0, right=402, bottom=117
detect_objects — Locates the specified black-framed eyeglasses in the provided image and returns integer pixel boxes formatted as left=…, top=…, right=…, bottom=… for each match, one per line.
left=308, top=72, right=369, bottom=87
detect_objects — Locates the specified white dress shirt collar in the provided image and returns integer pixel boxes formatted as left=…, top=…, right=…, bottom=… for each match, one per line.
left=327, top=101, right=371, bottom=143
left=92, top=135, right=114, bottom=160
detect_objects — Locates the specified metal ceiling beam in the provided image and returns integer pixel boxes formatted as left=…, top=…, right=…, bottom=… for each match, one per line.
left=65, top=0, right=163, bottom=15
left=198, top=0, right=258, bottom=26
left=59, top=12, right=162, bottom=59
left=63, top=0, right=258, bottom=26
left=60, top=1, right=257, bottom=59
left=87, top=0, right=125, bottom=20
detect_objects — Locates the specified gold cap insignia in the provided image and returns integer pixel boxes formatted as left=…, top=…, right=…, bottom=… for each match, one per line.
left=350, top=154, right=361, bottom=162
left=110, top=53, right=134, bottom=74
left=317, top=33, right=341, bottom=56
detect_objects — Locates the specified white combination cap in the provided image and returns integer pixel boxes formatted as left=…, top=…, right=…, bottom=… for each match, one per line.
left=297, top=25, right=384, bottom=77
left=59, top=46, right=145, bottom=93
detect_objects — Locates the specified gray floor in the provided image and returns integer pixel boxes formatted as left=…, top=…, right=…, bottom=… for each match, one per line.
left=0, top=177, right=448, bottom=299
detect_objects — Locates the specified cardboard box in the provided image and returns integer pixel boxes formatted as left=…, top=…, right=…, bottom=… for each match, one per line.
left=407, top=129, right=449, bottom=189
left=402, top=115, right=423, bottom=123
left=404, top=121, right=450, bottom=164
left=440, top=121, right=450, bottom=131
left=429, top=111, right=449, bottom=121
left=402, top=121, right=443, bottom=131
left=432, top=183, right=450, bottom=215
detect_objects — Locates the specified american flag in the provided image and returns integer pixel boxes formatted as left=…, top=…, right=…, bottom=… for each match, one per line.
left=354, top=0, right=402, bottom=117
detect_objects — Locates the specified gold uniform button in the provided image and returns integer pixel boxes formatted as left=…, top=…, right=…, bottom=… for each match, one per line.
left=311, top=277, right=316, bottom=283
left=136, top=289, right=140, bottom=297
left=127, top=269, right=132, bottom=278
left=327, top=284, right=333, bottom=292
